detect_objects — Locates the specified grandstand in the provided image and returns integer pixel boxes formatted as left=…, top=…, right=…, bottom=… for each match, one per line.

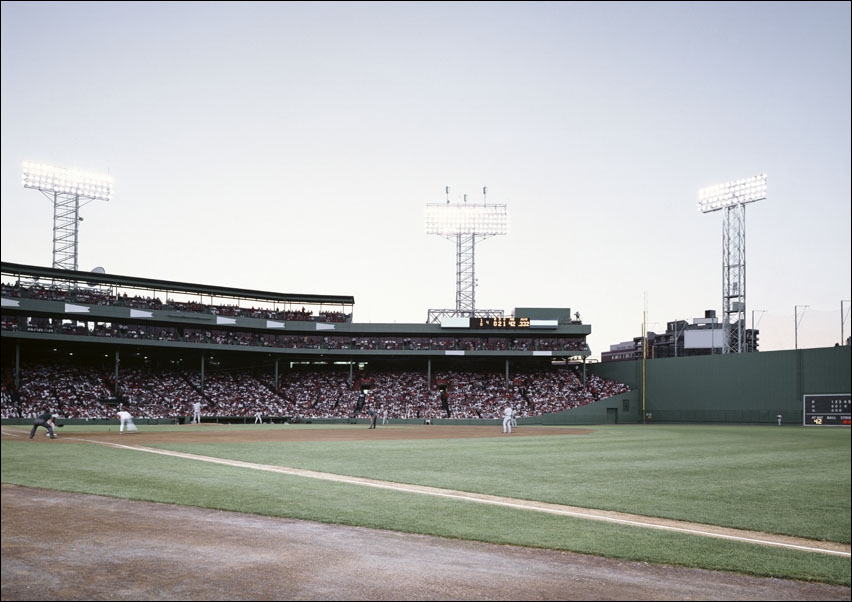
left=2, top=261, right=610, bottom=423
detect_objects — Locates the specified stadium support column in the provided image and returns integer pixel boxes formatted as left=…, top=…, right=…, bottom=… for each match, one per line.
left=505, top=360, right=510, bottom=393
left=274, top=359, right=280, bottom=392
left=114, top=350, right=120, bottom=398
left=14, top=343, right=21, bottom=390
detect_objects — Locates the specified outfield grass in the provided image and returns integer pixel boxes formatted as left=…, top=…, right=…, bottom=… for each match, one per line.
left=2, top=423, right=849, bottom=586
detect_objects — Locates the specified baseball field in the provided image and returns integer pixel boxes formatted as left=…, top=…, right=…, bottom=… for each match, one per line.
left=1, top=421, right=849, bottom=600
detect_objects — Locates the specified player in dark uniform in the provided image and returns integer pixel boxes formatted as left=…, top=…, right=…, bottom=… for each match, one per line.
left=29, top=410, right=58, bottom=439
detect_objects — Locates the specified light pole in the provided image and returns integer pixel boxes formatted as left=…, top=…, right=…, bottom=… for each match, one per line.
left=425, top=186, right=509, bottom=323
left=842, top=300, right=851, bottom=346
left=22, top=162, right=112, bottom=272
left=698, top=174, right=767, bottom=354
left=642, top=308, right=647, bottom=423
left=795, top=305, right=809, bottom=350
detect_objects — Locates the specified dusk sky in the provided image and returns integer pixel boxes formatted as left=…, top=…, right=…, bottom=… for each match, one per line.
left=2, top=1, right=850, bottom=359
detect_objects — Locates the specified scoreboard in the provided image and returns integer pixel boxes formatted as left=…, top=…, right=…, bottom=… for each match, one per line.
left=802, top=394, right=851, bottom=426
left=469, top=317, right=531, bottom=328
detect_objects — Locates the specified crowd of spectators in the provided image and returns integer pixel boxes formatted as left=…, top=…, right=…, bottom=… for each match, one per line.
left=1, top=362, right=629, bottom=422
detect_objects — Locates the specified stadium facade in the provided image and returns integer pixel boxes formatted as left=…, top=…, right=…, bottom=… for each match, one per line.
left=2, top=261, right=593, bottom=419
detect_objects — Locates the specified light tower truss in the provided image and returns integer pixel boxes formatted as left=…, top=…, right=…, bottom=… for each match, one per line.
left=22, top=162, right=112, bottom=272
left=698, top=174, right=766, bottom=353
left=425, top=187, right=509, bottom=324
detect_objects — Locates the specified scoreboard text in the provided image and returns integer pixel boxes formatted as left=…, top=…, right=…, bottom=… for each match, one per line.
left=469, top=317, right=531, bottom=328
left=803, top=394, right=851, bottom=426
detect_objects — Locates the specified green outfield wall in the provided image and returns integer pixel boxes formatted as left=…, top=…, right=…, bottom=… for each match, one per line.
left=580, top=345, right=851, bottom=425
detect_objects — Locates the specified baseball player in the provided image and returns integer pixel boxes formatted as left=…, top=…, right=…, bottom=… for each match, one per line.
left=29, top=410, right=58, bottom=439
left=502, top=405, right=513, bottom=434
left=117, top=410, right=138, bottom=434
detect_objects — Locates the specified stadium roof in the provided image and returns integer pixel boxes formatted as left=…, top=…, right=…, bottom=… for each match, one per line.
left=1, top=261, right=354, bottom=308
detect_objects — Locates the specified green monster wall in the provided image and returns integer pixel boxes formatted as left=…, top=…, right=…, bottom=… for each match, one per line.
left=533, top=346, right=851, bottom=425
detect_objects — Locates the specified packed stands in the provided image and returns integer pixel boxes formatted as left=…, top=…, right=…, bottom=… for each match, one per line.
left=2, top=361, right=629, bottom=422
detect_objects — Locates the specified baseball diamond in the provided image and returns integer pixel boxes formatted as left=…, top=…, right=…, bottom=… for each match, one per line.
left=1, top=424, right=850, bottom=601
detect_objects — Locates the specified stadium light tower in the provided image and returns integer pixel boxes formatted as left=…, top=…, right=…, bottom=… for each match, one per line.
left=425, top=186, right=509, bottom=323
left=22, top=161, right=112, bottom=272
left=698, top=174, right=766, bottom=354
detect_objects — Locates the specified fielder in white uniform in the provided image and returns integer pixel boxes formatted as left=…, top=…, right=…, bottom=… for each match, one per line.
left=117, top=410, right=138, bottom=434
left=502, top=405, right=513, bottom=434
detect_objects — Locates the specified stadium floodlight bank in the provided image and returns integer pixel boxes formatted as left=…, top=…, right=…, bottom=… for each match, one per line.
left=424, top=202, right=509, bottom=236
left=22, top=162, right=113, bottom=202
left=697, top=174, right=766, bottom=213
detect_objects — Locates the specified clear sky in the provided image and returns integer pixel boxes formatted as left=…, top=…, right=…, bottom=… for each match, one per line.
left=2, top=1, right=850, bottom=360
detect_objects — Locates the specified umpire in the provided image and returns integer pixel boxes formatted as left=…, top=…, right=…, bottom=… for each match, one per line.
left=29, top=410, right=58, bottom=439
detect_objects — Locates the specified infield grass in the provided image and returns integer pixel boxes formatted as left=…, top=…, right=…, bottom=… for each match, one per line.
left=2, top=423, right=849, bottom=586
